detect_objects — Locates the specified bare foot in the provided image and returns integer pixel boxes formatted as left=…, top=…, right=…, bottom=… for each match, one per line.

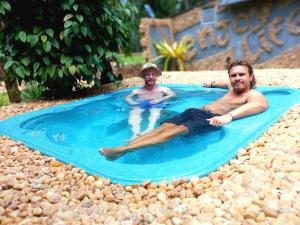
left=99, top=147, right=126, bottom=160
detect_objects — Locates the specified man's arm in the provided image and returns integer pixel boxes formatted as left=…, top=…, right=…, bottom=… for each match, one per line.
left=226, top=91, right=268, bottom=119
left=150, top=87, right=175, bottom=104
left=161, top=88, right=176, bottom=101
left=207, top=91, right=268, bottom=126
left=125, top=91, right=138, bottom=105
left=203, top=80, right=229, bottom=89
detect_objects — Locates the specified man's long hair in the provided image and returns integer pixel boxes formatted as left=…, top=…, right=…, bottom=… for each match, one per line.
left=227, top=60, right=256, bottom=89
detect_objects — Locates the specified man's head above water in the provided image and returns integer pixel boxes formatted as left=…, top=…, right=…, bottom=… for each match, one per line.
left=139, top=63, right=161, bottom=89
left=228, top=60, right=256, bottom=90
left=140, top=63, right=161, bottom=77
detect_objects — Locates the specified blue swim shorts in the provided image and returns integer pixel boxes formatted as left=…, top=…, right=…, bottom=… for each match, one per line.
left=137, top=100, right=166, bottom=109
left=162, top=108, right=220, bottom=134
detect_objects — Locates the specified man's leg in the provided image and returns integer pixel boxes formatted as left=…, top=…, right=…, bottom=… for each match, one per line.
left=141, top=108, right=161, bottom=135
left=128, top=108, right=144, bottom=139
left=129, top=122, right=176, bottom=145
left=100, top=123, right=188, bottom=159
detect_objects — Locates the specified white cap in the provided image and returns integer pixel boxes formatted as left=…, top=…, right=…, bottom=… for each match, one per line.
left=139, top=63, right=161, bottom=77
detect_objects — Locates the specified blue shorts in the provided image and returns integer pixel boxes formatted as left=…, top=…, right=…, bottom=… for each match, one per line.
left=137, top=100, right=166, bottom=109
left=162, top=108, right=220, bottom=134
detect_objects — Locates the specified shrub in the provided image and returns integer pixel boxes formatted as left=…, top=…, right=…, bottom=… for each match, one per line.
left=0, top=0, right=138, bottom=98
left=154, top=38, right=194, bottom=71
left=21, top=81, right=45, bottom=101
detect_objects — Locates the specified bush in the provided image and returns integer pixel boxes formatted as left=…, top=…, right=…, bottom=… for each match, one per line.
left=0, top=0, right=138, bottom=98
left=21, top=81, right=45, bottom=101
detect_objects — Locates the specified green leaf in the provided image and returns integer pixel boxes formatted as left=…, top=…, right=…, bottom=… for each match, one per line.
left=124, top=8, right=131, bottom=17
left=64, top=20, right=73, bottom=29
left=47, top=66, right=56, bottom=78
left=60, top=55, right=73, bottom=66
left=0, top=7, right=5, bottom=15
left=74, top=56, right=83, bottom=63
left=97, top=47, right=104, bottom=57
left=63, top=14, right=73, bottom=21
left=107, top=71, right=115, bottom=81
left=21, top=57, right=29, bottom=66
left=0, top=53, right=5, bottom=60
left=36, top=48, right=42, bottom=56
left=65, top=57, right=73, bottom=66
left=80, top=26, right=88, bottom=37
left=106, top=25, right=113, bottom=36
left=64, top=37, right=72, bottom=47
left=33, top=26, right=41, bottom=34
left=41, top=70, right=47, bottom=82
left=43, top=57, right=50, bottom=65
left=68, top=65, right=76, bottom=75
left=43, top=41, right=51, bottom=52
left=64, top=28, right=72, bottom=37
left=71, top=22, right=79, bottom=34
left=81, top=65, right=89, bottom=75
left=96, top=17, right=101, bottom=25
left=41, top=35, right=47, bottom=43
left=19, top=31, right=27, bottom=43
left=58, top=70, right=64, bottom=78
left=23, top=68, right=30, bottom=76
left=93, top=55, right=100, bottom=64
left=84, top=44, right=91, bottom=53
left=52, top=39, right=60, bottom=49
left=76, top=14, right=83, bottom=23
left=73, top=4, right=78, bottom=11
left=29, top=35, right=39, bottom=47
left=45, top=28, right=54, bottom=37
left=4, top=61, right=15, bottom=70
left=15, top=67, right=24, bottom=78
left=0, top=1, right=11, bottom=11
left=33, top=62, right=40, bottom=72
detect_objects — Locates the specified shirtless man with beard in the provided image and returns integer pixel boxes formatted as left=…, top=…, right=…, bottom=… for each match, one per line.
left=125, top=63, right=175, bottom=139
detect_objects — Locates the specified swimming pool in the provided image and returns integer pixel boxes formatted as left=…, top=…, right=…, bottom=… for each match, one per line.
left=0, top=85, right=299, bottom=184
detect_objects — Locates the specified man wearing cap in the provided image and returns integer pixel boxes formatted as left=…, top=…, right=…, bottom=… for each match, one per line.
left=125, top=63, right=175, bottom=139
left=100, top=60, right=268, bottom=160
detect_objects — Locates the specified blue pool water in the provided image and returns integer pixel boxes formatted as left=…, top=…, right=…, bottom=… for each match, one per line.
left=0, top=85, right=299, bottom=184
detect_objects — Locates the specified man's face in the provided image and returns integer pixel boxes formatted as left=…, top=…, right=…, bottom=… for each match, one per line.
left=229, top=65, right=253, bottom=93
left=143, top=68, right=157, bottom=87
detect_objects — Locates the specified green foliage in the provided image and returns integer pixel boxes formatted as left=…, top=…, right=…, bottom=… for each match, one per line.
left=0, top=0, right=138, bottom=98
left=21, top=81, right=45, bottom=101
left=0, top=92, right=9, bottom=106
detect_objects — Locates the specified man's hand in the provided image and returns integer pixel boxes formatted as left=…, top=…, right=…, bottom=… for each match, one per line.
left=207, top=114, right=233, bottom=126
left=203, top=81, right=214, bottom=88
left=150, top=99, right=162, bottom=105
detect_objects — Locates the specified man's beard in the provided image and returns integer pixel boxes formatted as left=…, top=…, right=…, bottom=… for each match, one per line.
left=145, top=79, right=156, bottom=87
left=233, top=82, right=248, bottom=93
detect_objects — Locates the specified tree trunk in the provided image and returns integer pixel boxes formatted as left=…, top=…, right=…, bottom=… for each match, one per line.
left=0, top=63, right=21, bottom=103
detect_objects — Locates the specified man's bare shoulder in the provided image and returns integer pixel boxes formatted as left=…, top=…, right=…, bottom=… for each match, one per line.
left=156, top=86, right=172, bottom=92
left=247, top=89, right=268, bottom=102
left=133, top=88, right=145, bottom=94
left=247, top=89, right=265, bottom=97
